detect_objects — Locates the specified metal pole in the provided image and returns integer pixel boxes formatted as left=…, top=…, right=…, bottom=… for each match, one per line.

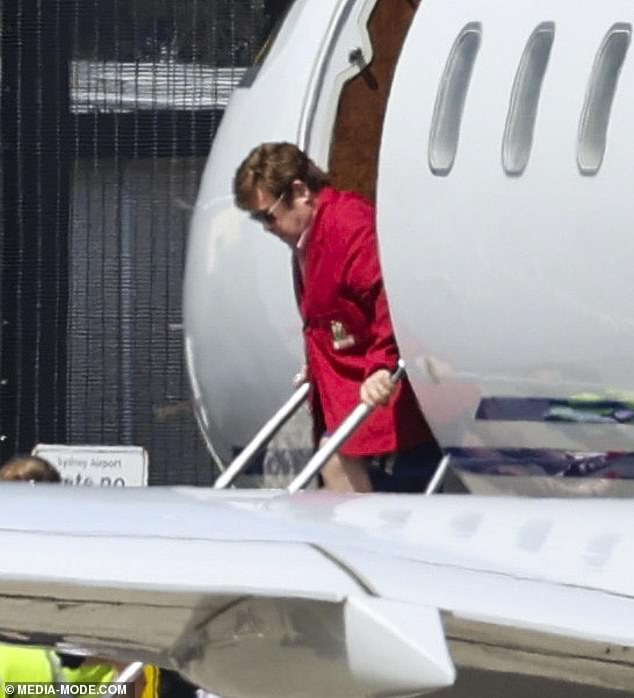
left=114, top=661, right=145, bottom=684
left=287, top=360, right=406, bottom=493
left=424, top=453, right=450, bottom=495
left=214, top=382, right=310, bottom=489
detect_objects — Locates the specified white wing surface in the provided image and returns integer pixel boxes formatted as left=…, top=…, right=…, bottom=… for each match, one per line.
left=1, top=486, right=634, bottom=696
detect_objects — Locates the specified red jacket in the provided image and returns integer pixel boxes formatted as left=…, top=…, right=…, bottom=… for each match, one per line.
left=295, top=187, right=433, bottom=456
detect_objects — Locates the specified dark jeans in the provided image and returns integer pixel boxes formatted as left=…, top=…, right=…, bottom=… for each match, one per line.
left=366, top=441, right=442, bottom=493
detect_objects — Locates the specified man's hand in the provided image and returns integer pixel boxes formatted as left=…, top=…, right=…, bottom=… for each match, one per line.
left=293, top=364, right=309, bottom=388
left=360, top=368, right=395, bottom=407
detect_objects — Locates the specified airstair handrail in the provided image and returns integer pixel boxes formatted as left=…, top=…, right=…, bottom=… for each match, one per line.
left=213, top=382, right=310, bottom=489
left=114, top=661, right=145, bottom=684
left=424, top=453, right=450, bottom=495
left=287, top=360, right=406, bottom=493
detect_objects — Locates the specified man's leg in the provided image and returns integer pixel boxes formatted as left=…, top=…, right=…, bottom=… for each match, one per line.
left=319, top=438, right=373, bottom=492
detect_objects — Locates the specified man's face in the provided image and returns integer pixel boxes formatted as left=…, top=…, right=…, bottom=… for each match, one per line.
left=251, top=181, right=315, bottom=246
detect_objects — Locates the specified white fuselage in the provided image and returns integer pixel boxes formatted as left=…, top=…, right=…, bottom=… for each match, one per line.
left=184, top=0, right=634, bottom=464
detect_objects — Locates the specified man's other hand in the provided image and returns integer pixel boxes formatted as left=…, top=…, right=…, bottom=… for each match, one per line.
left=293, top=364, right=309, bottom=388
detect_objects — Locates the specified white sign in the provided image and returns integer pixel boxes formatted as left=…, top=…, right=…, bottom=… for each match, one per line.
left=32, top=444, right=148, bottom=487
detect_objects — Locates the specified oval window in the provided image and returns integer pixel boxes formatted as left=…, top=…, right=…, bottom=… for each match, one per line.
left=429, top=22, right=482, bottom=176
left=578, top=23, right=631, bottom=175
left=502, top=22, right=555, bottom=176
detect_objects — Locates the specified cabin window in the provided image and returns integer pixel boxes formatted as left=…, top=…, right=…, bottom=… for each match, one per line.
left=578, top=23, right=631, bottom=175
left=502, top=22, right=555, bottom=176
left=429, top=22, right=482, bottom=176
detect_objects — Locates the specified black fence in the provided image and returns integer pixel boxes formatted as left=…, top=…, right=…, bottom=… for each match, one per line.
left=0, top=0, right=291, bottom=484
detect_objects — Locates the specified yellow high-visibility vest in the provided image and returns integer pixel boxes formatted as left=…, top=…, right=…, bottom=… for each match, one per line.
left=0, top=647, right=160, bottom=698
left=0, top=645, right=64, bottom=697
left=66, top=661, right=159, bottom=698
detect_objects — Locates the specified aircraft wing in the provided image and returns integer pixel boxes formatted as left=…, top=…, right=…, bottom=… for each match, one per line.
left=1, top=485, right=634, bottom=697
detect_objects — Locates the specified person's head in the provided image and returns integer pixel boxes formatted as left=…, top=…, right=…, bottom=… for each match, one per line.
left=233, top=142, right=329, bottom=245
left=0, top=455, right=61, bottom=483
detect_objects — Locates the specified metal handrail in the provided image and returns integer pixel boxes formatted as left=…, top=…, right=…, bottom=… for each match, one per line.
left=287, top=360, right=406, bottom=493
left=114, top=661, right=145, bottom=684
left=424, top=453, right=450, bottom=495
left=213, top=382, right=310, bottom=489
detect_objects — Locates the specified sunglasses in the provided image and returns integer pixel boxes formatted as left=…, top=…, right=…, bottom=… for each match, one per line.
left=250, top=191, right=286, bottom=226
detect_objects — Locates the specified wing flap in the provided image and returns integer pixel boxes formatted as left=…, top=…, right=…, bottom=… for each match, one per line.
left=446, top=615, right=634, bottom=692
